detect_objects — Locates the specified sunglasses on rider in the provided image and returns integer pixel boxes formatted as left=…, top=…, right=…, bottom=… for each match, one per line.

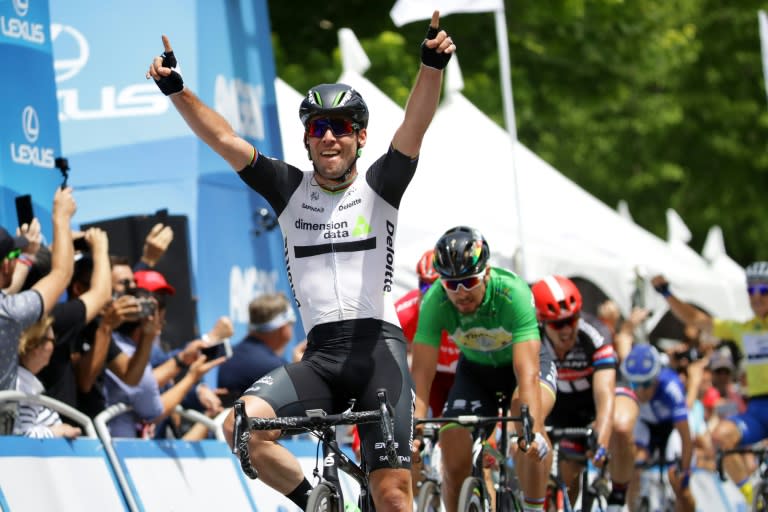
left=546, top=315, right=579, bottom=330
left=4, top=248, right=21, bottom=261
left=748, top=284, right=768, bottom=297
left=306, top=118, right=358, bottom=138
left=441, top=273, right=485, bottom=293
left=629, top=380, right=655, bottom=391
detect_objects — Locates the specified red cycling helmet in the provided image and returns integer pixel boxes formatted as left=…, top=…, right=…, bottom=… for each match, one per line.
left=531, top=275, right=583, bottom=322
left=416, top=249, right=439, bottom=285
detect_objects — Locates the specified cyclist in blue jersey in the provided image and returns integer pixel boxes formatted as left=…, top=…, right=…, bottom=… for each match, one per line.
left=621, top=344, right=695, bottom=512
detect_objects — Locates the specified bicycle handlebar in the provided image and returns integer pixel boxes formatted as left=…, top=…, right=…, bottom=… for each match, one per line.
left=716, top=446, right=768, bottom=482
left=232, top=389, right=400, bottom=479
left=414, top=403, right=535, bottom=449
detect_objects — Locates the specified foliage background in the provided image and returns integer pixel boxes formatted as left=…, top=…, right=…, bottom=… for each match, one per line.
left=267, top=0, right=768, bottom=266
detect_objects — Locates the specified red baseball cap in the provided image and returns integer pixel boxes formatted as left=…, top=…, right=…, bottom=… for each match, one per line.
left=134, top=270, right=176, bottom=295
left=702, top=386, right=721, bottom=409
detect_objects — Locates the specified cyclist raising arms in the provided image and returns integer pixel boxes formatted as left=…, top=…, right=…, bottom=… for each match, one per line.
left=622, top=344, right=695, bottom=512
left=652, top=262, right=768, bottom=505
left=531, top=276, right=617, bottom=509
left=147, top=11, right=455, bottom=512
left=411, top=226, right=557, bottom=512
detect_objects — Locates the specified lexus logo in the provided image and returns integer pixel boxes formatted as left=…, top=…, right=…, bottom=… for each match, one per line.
left=22, top=106, right=40, bottom=143
left=51, top=24, right=90, bottom=83
left=13, top=0, right=29, bottom=17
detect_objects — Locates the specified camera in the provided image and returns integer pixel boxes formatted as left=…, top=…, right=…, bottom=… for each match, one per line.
left=136, top=297, right=157, bottom=319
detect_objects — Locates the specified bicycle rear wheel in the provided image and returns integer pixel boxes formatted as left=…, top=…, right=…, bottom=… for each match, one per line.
left=416, top=480, right=442, bottom=512
left=458, top=477, right=487, bottom=512
left=307, top=482, right=342, bottom=512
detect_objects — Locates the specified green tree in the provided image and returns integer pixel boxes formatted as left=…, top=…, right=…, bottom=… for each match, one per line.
left=267, top=0, right=768, bottom=265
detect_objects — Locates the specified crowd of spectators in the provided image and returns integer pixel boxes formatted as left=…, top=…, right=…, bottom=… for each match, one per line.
left=0, top=189, right=250, bottom=441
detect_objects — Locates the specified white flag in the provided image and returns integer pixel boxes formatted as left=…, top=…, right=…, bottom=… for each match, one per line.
left=759, top=10, right=768, bottom=105
left=390, top=0, right=503, bottom=27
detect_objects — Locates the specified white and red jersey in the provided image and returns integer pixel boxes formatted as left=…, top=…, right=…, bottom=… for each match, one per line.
left=395, top=288, right=459, bottom=374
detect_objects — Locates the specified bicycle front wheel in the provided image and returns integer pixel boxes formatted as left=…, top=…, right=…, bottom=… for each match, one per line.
left=458, top=477, right=486, bottom=512
left=417, top=480, right=442, bottom=512
left=307, top=482, right=341, bottom=512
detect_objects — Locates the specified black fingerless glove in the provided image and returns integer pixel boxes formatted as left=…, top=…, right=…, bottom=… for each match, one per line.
left=420, top=25, right=452, bottom=70
left=155, top=50, right=184, bottom=96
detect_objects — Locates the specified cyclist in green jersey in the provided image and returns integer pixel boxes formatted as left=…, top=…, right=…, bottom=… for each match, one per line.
left=652, top=262, right=768, bottom=504
left=411, top=226, right=557, bottom=512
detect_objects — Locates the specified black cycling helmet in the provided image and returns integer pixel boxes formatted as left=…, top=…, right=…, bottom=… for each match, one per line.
left=299, top=83, right=369, bottom=128
left=433, top=226, right=491, bottom=279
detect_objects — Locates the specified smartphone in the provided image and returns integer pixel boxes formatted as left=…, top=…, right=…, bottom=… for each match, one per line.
left=202, top=339, right=232, bottom=360
left=154, top=208, right=169, bottom=225
left=73, top=236, right=90, bottom=253
left=15, top=194, right=34, bottom=228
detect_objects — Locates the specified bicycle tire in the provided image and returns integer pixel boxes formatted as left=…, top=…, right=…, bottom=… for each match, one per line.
left=416, top=480, right=441, bottom=512
left=457, top=476, right=486, bottom=512
left=753, top=482, right=768, bottom=512
left=307, top=482, right=341, bottom=512
left=496, top=487, right=522, bottom=512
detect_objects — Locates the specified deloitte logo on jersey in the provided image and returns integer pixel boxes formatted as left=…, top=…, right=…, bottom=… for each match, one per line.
left=10, top=105, right=55, bottom=168
left=382, top=220, right=396, bottom=293
left=0, top=0, right=45, bottom=44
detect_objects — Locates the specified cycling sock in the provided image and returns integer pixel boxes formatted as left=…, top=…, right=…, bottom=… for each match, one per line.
left=285, top=478, right=313, bottom=510
left=607, top=481, right=628, bottom=505
left=523, top=496, right=544, bottom=511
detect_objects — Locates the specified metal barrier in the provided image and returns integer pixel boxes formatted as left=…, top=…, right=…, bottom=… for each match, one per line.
left=0, top=390, right=97, bottom=438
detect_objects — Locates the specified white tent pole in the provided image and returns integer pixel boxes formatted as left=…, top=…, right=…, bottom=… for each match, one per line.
left=493, top=7, right=527, bottom=279
left=759, top=10, right=768, bottom=106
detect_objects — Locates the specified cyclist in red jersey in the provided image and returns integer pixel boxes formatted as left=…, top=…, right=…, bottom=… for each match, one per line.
left=395, top=249, right=459, bottom=416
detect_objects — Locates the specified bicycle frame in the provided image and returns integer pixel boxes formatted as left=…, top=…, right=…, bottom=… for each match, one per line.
left=546, top=426, right=609, bottom=512
left=416, top=399, right=533, bottom=512
left=232, top=388, right=399, bottom=512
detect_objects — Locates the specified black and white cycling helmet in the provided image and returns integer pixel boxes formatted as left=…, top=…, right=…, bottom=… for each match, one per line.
left=432, top=226, right=490, bottom=279
left=299, top=83, right=369, bottom=128
left=746, top=261, right=768, bottom=283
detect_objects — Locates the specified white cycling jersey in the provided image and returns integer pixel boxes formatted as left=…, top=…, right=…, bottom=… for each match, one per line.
left=238, top=147, right=417, bottom=333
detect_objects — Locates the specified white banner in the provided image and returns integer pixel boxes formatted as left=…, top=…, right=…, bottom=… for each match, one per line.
left=760, top=10, right=768, bottom=105
left=390, top=0, right=502, bottom=27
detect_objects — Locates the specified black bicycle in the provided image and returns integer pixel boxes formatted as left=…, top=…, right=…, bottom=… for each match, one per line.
left=415, top=395, right=533, bottom=512
left=413, top=420, right=443, bottom=512
left=717, top=444, right=768, bottom=511
left=232, top=389, right=400, bottom=512
left=545, top=426, right=609, bottom=512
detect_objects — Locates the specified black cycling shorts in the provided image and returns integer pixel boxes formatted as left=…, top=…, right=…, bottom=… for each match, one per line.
left=442, top=345, right=557, bottom=424
left=243, top=318, right=414, bottom=471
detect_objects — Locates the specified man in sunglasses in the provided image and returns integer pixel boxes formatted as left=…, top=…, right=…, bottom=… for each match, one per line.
left=652, top=263, right=768, bottom=504
left=411, top=226, right=557, bottom=512
left=148, top=11, right=455, bottom=512
left=531, top=275, right=624, bottom=510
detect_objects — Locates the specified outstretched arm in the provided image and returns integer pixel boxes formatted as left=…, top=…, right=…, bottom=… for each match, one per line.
left=651, top=275, right=713, bottom=333
left=147, top=35, right=254, bottom=171
left=391, top=11, right=456, bottom=158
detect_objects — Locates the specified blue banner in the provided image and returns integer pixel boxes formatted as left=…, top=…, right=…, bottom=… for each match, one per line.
left=0, top=0, right=60, bottom=236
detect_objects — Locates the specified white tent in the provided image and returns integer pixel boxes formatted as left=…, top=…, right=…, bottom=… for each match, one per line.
left=274, top=29, right=750, bottom=321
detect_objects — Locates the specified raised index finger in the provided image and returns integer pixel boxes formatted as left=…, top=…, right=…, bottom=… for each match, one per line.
left=430, top=10, right=440, bottom=28
left=161, top=34, right=173, bottom=53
